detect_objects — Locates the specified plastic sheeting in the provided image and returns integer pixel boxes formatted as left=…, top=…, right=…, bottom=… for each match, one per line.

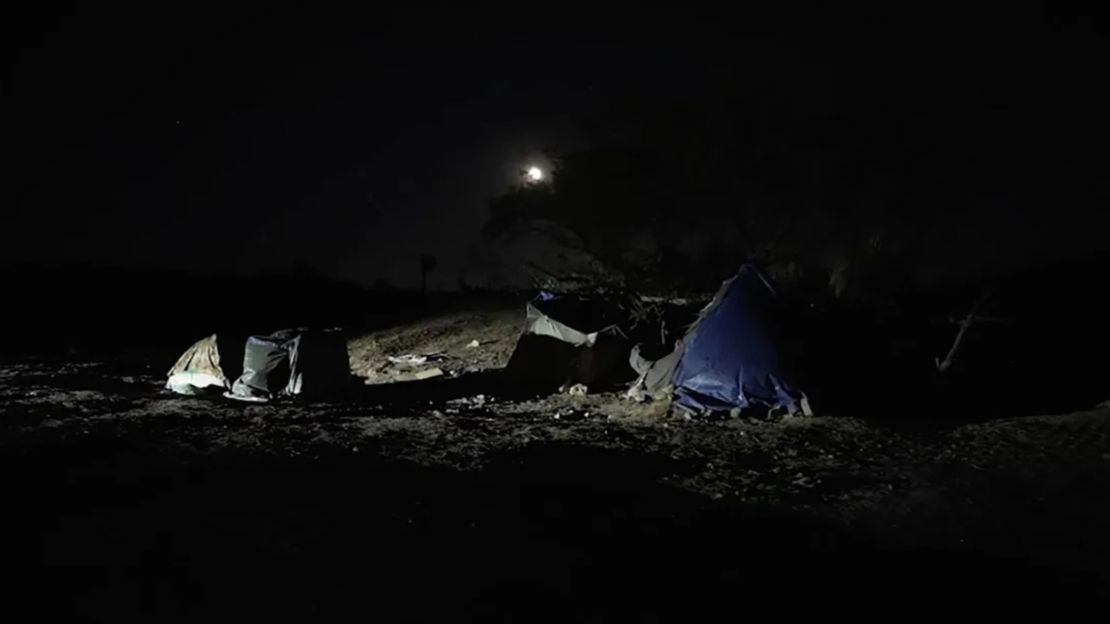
left=165, top=334, right=227, bottom=388
left=504, top=296, right=634, bottom=391
left=520, top=303, right=599, bottom=347
left=625, top=340, right=683, bottom=401
left=671, top=265, right=805, bottom=413
left=166, top=371, right=227, bottom=396
left=165, top=333, right=246, bottom=394
left=232, top=335, right=292, bottom=399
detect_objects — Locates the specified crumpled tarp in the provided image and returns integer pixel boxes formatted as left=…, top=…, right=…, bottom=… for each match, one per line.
left=166, top=334, right=231, bottom=394
left=505, top=294, right=633, bottom=390
left=229, top=328, right=350, bottom=400
left=232, top=334, right=293, bottom=399
left=521, top=303, right=599, bottom=347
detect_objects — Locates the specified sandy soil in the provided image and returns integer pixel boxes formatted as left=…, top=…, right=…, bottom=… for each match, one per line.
left=2, top=311, right=1108, bottom=619
left=347, top=307, right=522, bottom=382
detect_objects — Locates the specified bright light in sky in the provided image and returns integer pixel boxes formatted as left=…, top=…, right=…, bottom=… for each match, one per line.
left=526, top=166, right=544, bottom=182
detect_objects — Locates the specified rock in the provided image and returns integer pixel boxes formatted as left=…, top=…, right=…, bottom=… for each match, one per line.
left=568, top=383, right=588, bottom=397
left=466, top=339, right=480, bottom=348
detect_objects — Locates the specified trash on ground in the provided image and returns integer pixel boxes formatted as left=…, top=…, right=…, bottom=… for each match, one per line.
left=365, top=367, right=445, bottom=383
left=388, top=354, right=428, bottom=368
left=412, top=368, right=444, bottom=380
left=448, top=394, right=488, bottom=408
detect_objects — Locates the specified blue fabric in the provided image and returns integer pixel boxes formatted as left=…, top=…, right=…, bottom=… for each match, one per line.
left=672, top=266, right=802, bottom=412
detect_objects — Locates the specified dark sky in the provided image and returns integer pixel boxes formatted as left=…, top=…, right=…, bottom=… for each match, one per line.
left=5, top=2, right=1107, bottom=287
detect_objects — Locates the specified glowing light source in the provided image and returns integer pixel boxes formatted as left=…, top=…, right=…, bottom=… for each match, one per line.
left=526, top=166, right=544, bottom=182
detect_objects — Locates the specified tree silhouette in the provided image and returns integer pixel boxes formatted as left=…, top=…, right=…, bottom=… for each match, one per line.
left=481, top=86, right=927, bottom=298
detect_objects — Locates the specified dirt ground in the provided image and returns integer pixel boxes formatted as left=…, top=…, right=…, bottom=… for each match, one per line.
left=2, top=309, right=1109, bottom=619
left=347, top=306, right=521, bottom=382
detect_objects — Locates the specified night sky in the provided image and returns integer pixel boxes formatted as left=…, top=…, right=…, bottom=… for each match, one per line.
left=5, top=3, right=1107, bottom=288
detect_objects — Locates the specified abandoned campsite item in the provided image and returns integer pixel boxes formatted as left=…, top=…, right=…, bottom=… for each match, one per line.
left=627, top=265, right=811, bottom=415
left=167, top=328, right=351, bottom=401
left=504, top=292, right=635, bottom=392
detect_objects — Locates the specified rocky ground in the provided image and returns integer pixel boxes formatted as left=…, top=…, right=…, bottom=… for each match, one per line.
left=2, top=309, right=1108, bottom=619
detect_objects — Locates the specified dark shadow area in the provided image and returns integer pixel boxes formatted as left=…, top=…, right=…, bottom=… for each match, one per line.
left=1, top=437, right=1103, bottom=621
left=0, top=263, right=520, bottom=360
left=794, top=254, right=1110, bottom=430
left=504, top=333, right=636, bottom=393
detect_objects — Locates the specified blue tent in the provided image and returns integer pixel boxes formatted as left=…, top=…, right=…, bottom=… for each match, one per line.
left=668, top=265, right=806, bottom=413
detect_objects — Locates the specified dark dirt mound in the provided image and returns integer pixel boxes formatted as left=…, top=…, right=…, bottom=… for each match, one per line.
left=3, top=357, right=1108, bottom=620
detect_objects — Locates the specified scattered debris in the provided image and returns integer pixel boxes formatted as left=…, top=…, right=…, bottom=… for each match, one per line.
left=364, top=367, right=445, bottom=384
left=388, top=355, right=428, bottom=368
left=447, top=394, right=488, bottom=408
left=412, top=368, right=444, bottom=380
left=553, top=409, right=591, bottom=421
left=791, top=474, right=817, bottom=488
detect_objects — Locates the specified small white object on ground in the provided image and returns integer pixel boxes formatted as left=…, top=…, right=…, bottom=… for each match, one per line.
left=466, top=339, right=480, bottom=348
left=388, top=354, right=427, bottom=368
left=568, top=383, right=588, bottom=396
left=447, top=394, right=487, bottom=408
left=412, top=368, right=444, bottom=380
